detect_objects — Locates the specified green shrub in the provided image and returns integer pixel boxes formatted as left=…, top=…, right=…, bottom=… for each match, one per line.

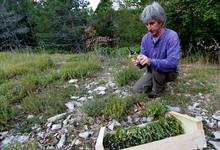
left=81, top=98, right=107, bottom=117
left=60, top=59, right=102, bottom=80
left=21, top=90, right=66, bottom=116
left=110, top=45, right=140, bottom=58
left=112, top=60, right=143, bottom=86
left=104, top=95, right=127, bottom=120
left=142, top=99, right=167, bottom=118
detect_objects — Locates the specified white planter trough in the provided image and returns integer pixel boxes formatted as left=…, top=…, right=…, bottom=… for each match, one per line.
left=95, top=111, right=207, bottom=150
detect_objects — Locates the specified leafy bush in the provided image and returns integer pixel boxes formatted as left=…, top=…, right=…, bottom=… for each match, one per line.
left=112, top=60, right=143, bottom=86
left=60, top=59, right=102, bottom=80
left=104, top=95, right=127, bottom=120
left=82, top=95, right=135, bottom=120
left=21, top=90, right=66, bottom=116
left=81, top=98, right=107, bottom=117
left=142, top=99, right=167, bottom=118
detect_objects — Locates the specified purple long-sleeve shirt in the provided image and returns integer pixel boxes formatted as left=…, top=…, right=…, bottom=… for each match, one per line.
left=138, top=27, right=180, bottom=73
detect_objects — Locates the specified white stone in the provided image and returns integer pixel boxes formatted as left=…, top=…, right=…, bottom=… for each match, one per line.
left=193, top=103, right=200, bottom=108
left=127, top=116, right=133, bottom=124
left=72, top=101, right=82, bottom=107
left=75, top=85, right=79, bottom=89
left=202, top=109, right=208, bottom=112
left=88, top=90, right=92, bottom=94
left=85, top=84, right=90, bottom=89
left=37, top=132, right=45, bottom=138
left=51, top=124, right=62, bottom=130
left=212, top=115, right=220, bottom=121
left=115, top=120, right=121, bottom=127
left=108, top=120, right=115, bottom=131
left=142, top=117, right=148, bottom=122
left=47, top=113, right=67, bottom=122
left=208, top=141, right=220, bottom=150
left=113, top=90, right=120, bottom=94
left=57, top=134, right=66, bottom=148
left=184, top=94, right=191, bottom=97
left=0, top=131, right=8, bottom=139
left=186, top=82, right=191, bottom=85
left=47, top=122, right=53, bottom=127
left=218, top=121, right=220, bottom=127
left=201, top=112, right=206, bottom=116
left=31, top=124, right=41, bottom=130
left=170, top=90, right=175, bottom=95
left=70, top=96, right=79, bottom=100
left=166, top=105, right=180, bottom=112
left=77, top=97, right=87, bottom=101
left=205, top=119, right=215, bottom=128
left=134, top=118, right=140, bottom=122
left=1, top=135, right=29, bottom=148
left=68, top=79, right=78, bottom=83
left=212, top=131, right=220, bottom=139
left=63, top=115, right=72, bottom=127
left=79, top=131, right=93, bottom=138
left=88, top=96, right=93, bottom=100
left=147, top=116, right=154, bottom=122
left=196, top=116, right=203, bottom=121
left=72, top=139, right=81, bottom=145
left=94, top=86, right=106, bottom=91
left=187, top=106, right=194, bottom=112
left=65, top=102, right=74, bottom=110
left=98, top=91, right=106, bottom=95
left=27, top=115, right=35, bottom=120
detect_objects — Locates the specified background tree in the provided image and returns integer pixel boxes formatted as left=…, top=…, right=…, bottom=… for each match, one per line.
left=164, top=0, right=220, bottom=57
left=0, top=0, right=31, bottom=51
left=29, top=0, right=91, bottom=52
left=92, top=0, right=117, bottom=47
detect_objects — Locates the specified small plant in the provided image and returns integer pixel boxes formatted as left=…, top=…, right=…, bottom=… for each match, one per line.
left=7, top=138, right=43, bottom=150
left=142, top=99, right=167, bottom=118
left=81, top=97, right=107, bottom=117
left=112, top=60, right=143, bottom=86
left=103, top=115, right=184, bottom=149
left=104, top=95, right=127, bottom=120
left=49, top=133, right=54, bottom=140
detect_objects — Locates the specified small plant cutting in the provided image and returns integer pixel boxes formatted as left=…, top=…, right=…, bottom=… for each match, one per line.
left=127, top=47, right=138, bottom=58
left=103, top=115, right=184, bottom=149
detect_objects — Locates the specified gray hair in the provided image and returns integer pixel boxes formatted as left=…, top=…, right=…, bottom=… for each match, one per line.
left=140, top=2, right=166, bottom=27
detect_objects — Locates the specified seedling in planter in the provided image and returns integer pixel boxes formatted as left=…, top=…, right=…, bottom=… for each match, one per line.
left=103, top=115, right=184, bottom=149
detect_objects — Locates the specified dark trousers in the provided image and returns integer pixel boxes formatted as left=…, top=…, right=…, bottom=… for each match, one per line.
left=133, top=68, right=179, bottom=93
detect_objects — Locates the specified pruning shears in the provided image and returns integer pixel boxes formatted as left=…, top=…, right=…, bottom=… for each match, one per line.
left=128, top=47, right=138, bottom=58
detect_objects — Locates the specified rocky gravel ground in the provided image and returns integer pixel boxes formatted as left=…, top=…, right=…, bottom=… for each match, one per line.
left=0, top=65, right=220, bottom=150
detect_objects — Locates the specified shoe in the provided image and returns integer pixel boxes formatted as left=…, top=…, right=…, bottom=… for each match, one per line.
left=149, top=87, right=165, bottom=98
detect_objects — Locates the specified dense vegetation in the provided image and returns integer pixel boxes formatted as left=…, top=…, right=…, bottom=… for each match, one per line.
left=0, top=0, right=219, bottom=61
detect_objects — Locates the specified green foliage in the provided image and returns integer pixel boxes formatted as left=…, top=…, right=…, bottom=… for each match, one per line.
left=112, top=60, right=142, bottom=86
left=21, top=90, right=66, bottom=116
left=81, top=97, right=107, bottom=117
left=142, top=99, right=167, bottom=118
left=104, top=95, right=127, bottom=120
left=59, top=59, right=102, bottom=80
left=7, top=138, right=43, bottom=150
left=103, top=115, right=184, bottom=149
left=110, top=45, right=140, bottom=58
left=82, top=95, right=135, bottom=120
